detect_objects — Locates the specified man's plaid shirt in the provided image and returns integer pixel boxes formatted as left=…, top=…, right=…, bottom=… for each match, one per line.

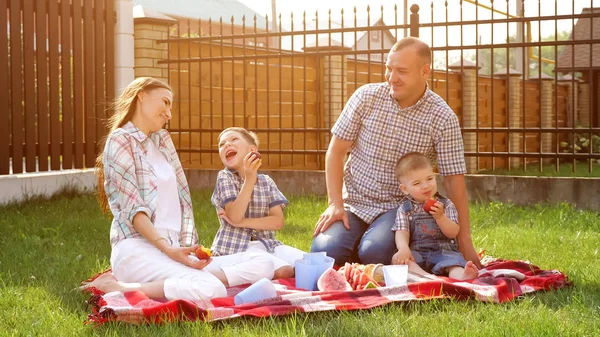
left=332, top=83, right=466, bottom=224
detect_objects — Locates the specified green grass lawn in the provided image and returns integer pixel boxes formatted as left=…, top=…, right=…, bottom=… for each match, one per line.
left=0, top=189, right=599, bottom=337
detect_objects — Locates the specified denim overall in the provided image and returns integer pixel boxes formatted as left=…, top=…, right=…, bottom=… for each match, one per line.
left=400, top=196, right=467, bottom=275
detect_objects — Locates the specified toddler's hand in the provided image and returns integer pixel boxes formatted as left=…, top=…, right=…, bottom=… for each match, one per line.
left=428, top=201, right=445, bottom=219
left=392, top=247, right=414, bottom=265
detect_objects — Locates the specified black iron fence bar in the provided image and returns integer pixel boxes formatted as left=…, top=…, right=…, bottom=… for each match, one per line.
left=177, top=149, right=327, bottom=155
left=173, top=148, right=600, bottom=160
left=160, top=25, right=412, bottom=43
left=168, top=128, right=330, bottom=133
left=156, top=38, right=598, bottom=65
left=158, top=38, right=598, bottom=55
left=461, top=128, right=600, bottom=132
left=157, top=11, right=595, bottom=45
left=464, top=153, right=600, bottom=159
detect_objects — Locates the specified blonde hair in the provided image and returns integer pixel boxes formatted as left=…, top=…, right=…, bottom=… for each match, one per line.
left=218, top=127, right=260, bottom=148
left=95, top=77, right=172, bottom=213
left=395, top=152, right=433, bottom=180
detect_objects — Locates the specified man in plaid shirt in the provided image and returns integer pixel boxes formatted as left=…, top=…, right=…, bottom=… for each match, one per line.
left=310, top=37, right=481, bottom=268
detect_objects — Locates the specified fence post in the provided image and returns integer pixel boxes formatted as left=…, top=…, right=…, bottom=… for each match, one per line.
left=114, top=0, right=134, bottom=95
left=133, top=7, right=177, bottom=84
left=304, top=39, right=351, bottom=146
left=529, top=74, right=554, bottom=163
left=495, top=68, right=522, bottom=169
left=409, top=4, right=419, bottom=38
left=577, top=79, right=590, bottom=127
left=558, top=75, right=579, bottom=128
left=449, top=59, right=480, bottom=173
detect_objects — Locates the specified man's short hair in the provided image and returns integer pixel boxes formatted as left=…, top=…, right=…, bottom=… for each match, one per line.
left=395, top=152, right=433, bottom=179
left=390, top=37, right=432, bottom=64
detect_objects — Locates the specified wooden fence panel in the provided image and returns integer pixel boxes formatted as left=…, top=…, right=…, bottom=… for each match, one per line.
left=0, top=0, right=115, bottom=174
left=169, top=41, right=321, bottom=170
left=35, top=0, right=49, bottom=171
left=0, top=0, right=8, bottom=174
left=72, top=0, right=84, bottom=168
left=23, top=0, right=36, bottom=171
left=61, top=0, right=73, bottom=169
left=9, top=0, right=23, bottom=173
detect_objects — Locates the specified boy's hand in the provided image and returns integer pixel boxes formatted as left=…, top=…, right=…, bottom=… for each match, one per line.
left=242, top=151, right=262, bottom=185
left=428, top=201, right=445, bottom=220
left=218, top=208, right=242, bottom=227
left=391, top=246, right=414, bottom=265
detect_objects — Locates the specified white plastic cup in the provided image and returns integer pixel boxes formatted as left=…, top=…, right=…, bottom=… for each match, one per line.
left=382, top=265, right=409, bottom=287
left=294, top=258, right=319, bottom=290
left=233, top=278, right=277, bottom=305
left=302, top=252, right=327, bottom=261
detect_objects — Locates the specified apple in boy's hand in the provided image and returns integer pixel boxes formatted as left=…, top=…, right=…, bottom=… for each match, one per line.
left=195, top=245, right=212, bottom=260
left=423, top=198, right=437, bottom=213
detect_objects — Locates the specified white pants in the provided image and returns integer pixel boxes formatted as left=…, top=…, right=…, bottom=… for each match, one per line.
left=247, top=241, right=306, bottom=270
left=110, top=232, right=275, bottom=302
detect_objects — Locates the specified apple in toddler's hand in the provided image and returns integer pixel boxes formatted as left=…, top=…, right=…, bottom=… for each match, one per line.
left=195, top=245, right=212, bottom=260
left=423, top=198, right=437, bottom=213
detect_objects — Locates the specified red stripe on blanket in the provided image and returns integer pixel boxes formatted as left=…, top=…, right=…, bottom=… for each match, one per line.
left=83, top=259, right=571, bottom=326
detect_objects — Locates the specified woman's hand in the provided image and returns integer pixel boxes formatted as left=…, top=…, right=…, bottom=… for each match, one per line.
left=164, top=245, right=212, bottom=270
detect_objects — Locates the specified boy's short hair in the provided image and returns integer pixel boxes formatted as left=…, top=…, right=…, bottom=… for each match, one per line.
left=218, top=127, right=260, bottom=148
left=395, top=152, right=433, bottom=179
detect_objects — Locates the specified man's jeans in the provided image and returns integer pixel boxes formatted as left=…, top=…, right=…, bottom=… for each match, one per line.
left=310, top=207, right=398, bottom=265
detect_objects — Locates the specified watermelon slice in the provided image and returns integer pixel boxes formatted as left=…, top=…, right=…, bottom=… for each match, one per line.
left=317, top=268, right=352, bottom=291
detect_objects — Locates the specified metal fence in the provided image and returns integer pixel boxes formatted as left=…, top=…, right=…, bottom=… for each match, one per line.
left=162, top=1, right=599, bottom=173
left=0, top=0, right=115, bottom=175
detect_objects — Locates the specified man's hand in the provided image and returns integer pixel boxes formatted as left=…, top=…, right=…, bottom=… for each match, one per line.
left=313, top=203, right=349, bottom=237
left=391, top=246, right=414, bottom=265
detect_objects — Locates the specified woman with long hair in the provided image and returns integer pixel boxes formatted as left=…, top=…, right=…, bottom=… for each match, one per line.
left=84, top=77, right=274, bottom=301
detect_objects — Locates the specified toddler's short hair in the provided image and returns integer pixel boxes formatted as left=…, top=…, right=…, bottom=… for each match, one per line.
left=218, top=127, right=260, bottom=148
left=395, top=152, right=432, bottom=179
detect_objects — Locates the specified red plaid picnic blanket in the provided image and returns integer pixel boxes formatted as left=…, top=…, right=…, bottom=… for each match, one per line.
left=84, top=259, right=570, bottom=326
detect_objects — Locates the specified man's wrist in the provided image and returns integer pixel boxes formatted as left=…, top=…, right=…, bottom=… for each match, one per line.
left=328, top=198, right=344, bottom=207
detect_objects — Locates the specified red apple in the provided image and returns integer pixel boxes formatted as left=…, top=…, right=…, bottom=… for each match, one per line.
left=423, top=198, right=437, bottom=213
left=195, top=245, right=212, bottom=260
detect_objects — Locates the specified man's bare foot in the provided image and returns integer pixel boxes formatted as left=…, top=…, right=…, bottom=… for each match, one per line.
left=80, top=272, right=121, bottom=293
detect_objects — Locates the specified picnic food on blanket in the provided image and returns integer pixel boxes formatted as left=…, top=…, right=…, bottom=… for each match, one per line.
left=423, top=198, right=437, bottom=213
left=195, top=245, right=212, bottom=260
left=317, top=268, right=352, bottom=291
left=317, top=263, right=382, bottom=291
